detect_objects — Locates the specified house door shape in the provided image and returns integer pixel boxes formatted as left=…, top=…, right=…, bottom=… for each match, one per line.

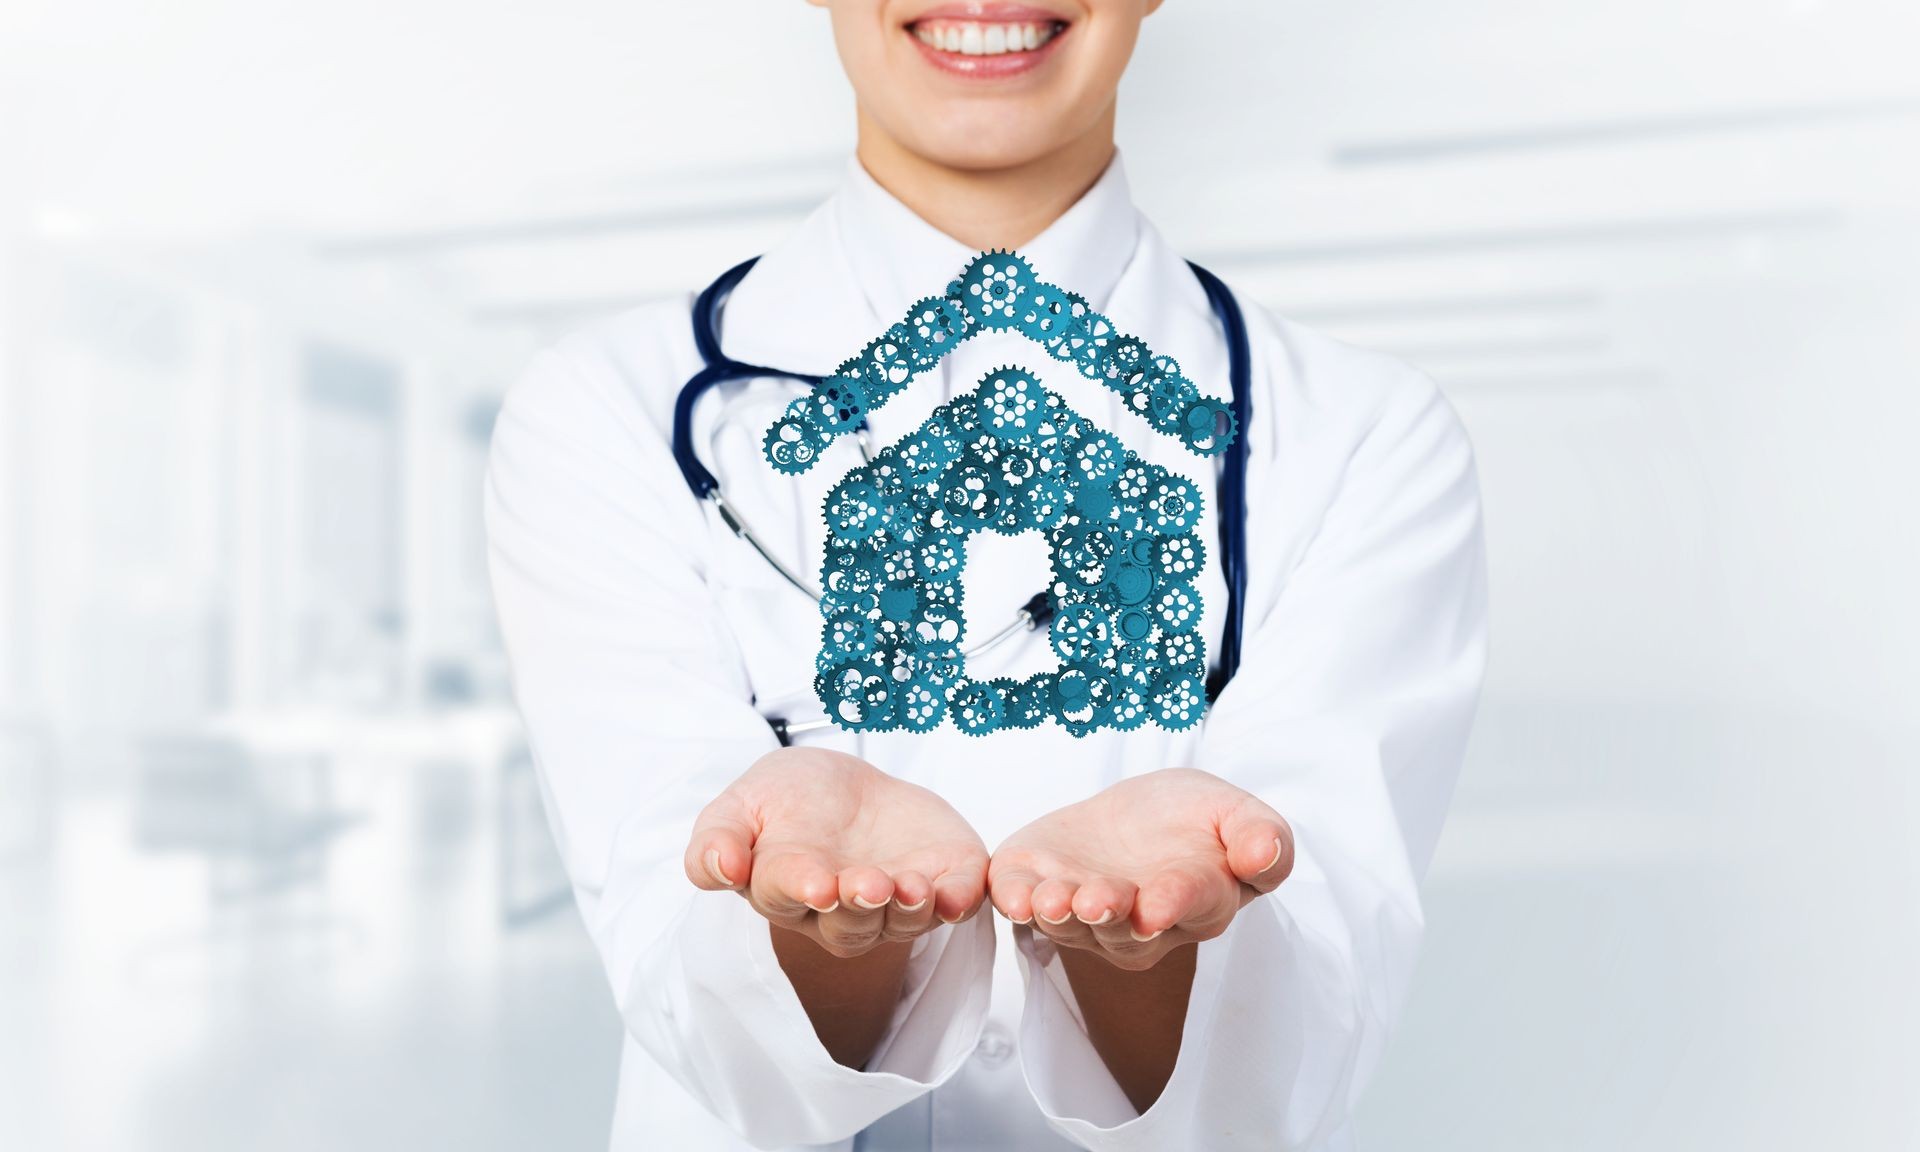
left=763, top=253, right=1237, bottom=737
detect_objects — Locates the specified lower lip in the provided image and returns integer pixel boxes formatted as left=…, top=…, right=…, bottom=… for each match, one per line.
left=907, top=23, right=1070, bottom=79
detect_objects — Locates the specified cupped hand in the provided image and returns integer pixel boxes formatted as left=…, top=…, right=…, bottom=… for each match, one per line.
left=684, top=747, right=991, bottom=958
left=988, top=767, right=1294, bottom=971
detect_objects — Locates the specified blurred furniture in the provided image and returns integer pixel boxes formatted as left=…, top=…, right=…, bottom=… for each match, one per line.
left=196, top=705, right=564, bottom=927
left=134, top=732, right=359, bottom=900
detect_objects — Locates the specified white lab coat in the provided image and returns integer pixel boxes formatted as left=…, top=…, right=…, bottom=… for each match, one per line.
left=484, top=152, right=1489, bottom=1152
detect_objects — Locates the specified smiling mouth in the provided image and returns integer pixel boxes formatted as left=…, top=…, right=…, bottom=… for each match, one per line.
left=912, top=18, right=1065, bottom=55
left=906, top=9, right=1071, bottom=76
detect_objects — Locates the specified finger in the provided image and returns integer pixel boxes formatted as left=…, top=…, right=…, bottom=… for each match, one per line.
left=839, top=865, right=896, bottom=913
left=1222, top=808, right=1295, bottom=893
left=988, top=866, right=1040, bottom=925
left=684, top=812, right=755, bottom=892
left=1029, top=876, right=1080, bottom=925
left=1030, top=878, right=1092, bottom=945
left=751, top=851, right=841, bottom=927
left=882, top=869, right=936, bottom=940
left=1131, top=867, right=1209, bottom=942
left=932, top=866, right=988, bottom=925
left=1076, top=877, right=1142, bottom=947
left=815, top=896, right=887, bottom=955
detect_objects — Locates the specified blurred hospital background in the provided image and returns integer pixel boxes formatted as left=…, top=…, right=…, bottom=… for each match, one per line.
left=3, top=1, right=1918, bottom=1148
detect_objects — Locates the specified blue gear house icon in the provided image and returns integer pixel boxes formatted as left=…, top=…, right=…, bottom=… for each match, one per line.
left=763, top=252, right=1238, bottom=737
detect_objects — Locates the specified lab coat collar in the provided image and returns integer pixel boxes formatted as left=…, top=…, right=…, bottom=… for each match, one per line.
left=718, top=150, right=1143, bottom=376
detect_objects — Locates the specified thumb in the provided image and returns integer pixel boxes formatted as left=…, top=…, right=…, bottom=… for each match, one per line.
left=685, top=805, right=757, bottom=892
left=1221, top=804, right=1294, bottom=894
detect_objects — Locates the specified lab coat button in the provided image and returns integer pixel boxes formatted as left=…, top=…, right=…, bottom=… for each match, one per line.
left=973, top=1022, right=1014, bottom=1067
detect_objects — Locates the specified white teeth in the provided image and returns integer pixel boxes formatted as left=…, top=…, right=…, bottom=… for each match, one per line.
left=915, top=21, right=1058, bottom=56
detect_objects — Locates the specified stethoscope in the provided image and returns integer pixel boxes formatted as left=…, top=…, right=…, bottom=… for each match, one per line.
left=671, top=256, right=1252, bottom=744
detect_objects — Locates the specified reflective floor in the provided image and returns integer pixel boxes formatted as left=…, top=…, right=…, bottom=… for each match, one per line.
left=0, top=727, right=622, bottom=1152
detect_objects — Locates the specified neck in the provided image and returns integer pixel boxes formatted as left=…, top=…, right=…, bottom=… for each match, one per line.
left=854, top=106, right=1117, bottom=251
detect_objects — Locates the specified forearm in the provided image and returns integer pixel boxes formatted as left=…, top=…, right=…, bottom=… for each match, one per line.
left=1057, top=940, right=1198, bottom=1113
left=771, top=924, right=915, bottom=1069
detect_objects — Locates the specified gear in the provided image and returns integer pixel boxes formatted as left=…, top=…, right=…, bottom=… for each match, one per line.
left=1176, top=395, right=1237, bottom=456
left=824, top=479, right=888, bottom=541
left=1145, top=370, right=1190, bottom=425
left=940, top=459, right=1002, bottom=530
left=763, top=413, right=828, bottom=475
left=1050, top=601, right=1112, bottom=663
left=915, top=534, right=964, bottom=584
left=1147, top=474, right=1203, bottom=534
left=1036, top=292, right=1093, bottom=361
left=866, top=328, right=917, bottom=396
left=977, top=366, right=1044, bottom=439
left=906, top=296, right=970, bottom=368
left=1153, top=580, right=1201, bottom=633
left=1070, top=311, right=1117, bottom=379
left=1095, top=335, right=1148, bottom=387
left=1155, top=630, right=1202, bottom=668
left=1149, top=668, right=1206, bottom=730
left=825, top=613, right=877, bottom=656
left=1016, top=285, right=1071, bottom=345
left=1066, top=427, right=1123, bottom=485
left=1052, top=523, right=1115, bottom=590
left=1072, top=476, right=1117, bottom=525
left=1023, top=474, right=1073, bottom=531
left=1157, top=532, right=1206, bottom=582
left=949, top=681, right=1006, bottom=736
left=818, top=659, right=898, bottom=731
left=899, top=428, right=960, bottom=482
left=808, top=376, right=868, bottom=433
left=958, top=251, right=1035, bottom=328
left=1052, top=663, right=1115, bottom=736
left=1002, top=675, right=1052, bottom=729
left=1114, top=606, right=1155, bottom=645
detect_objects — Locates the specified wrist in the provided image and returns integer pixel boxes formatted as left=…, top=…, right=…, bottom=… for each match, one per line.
left=770, top=924, right=914, bottom=1070
left=1056, top=940, right=1197, bottom=1113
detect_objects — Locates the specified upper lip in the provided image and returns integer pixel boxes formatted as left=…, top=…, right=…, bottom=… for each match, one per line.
left=904, top=2, right=1072, bottom=26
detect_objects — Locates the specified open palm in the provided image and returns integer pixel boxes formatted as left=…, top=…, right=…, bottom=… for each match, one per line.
left=685, top=747, right=990, bottom=958
left=989, top=767, right=1293, bottom=970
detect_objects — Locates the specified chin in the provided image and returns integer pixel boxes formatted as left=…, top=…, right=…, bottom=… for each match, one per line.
left=902, top=116, right=1069, bottom=172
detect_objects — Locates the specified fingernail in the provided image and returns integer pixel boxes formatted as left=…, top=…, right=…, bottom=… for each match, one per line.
left=1257, top=836, right=1286, bottom=874
left=1012, top=914, right=1034, bottom=925
left=805, top=900, right=840, bottom=915
left=1037, top=909, right=1073, bottom=926
left=1130, top=926, right=1165, bottom=943
left=1081, top=909, right=1114, bottom=926
left=894, top=896, right=929, bottom=912
left=703, top=849, right=734, bottom=888
left=851, top=894, right=888, bottom=911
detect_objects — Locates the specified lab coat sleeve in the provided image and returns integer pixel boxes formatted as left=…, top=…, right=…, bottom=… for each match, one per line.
left=484, top=336, right=996, bottom=1149
left=1015, top=365, right=1489, bottom=1150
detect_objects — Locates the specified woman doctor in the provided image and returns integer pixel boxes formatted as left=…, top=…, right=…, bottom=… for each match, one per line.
left=484, top=2, right=1488, bottom=1149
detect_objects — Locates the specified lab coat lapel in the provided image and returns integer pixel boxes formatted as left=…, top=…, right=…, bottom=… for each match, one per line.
left=716, top=198, right=875, bottom=377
